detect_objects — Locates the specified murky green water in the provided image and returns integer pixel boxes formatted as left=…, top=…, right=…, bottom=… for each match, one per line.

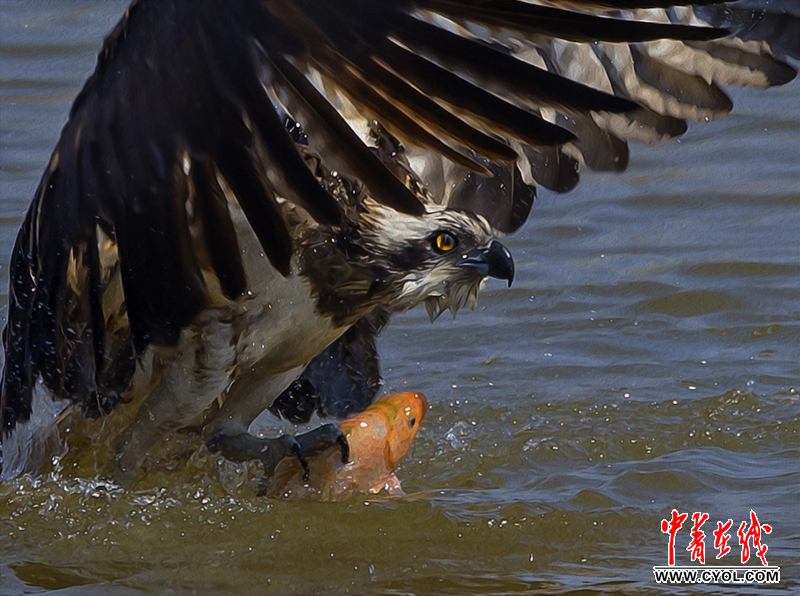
left=1, top=2, right=798, bottom=594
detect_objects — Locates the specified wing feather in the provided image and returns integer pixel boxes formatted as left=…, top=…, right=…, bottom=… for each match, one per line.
left=189, top=157, right=248, bottom=301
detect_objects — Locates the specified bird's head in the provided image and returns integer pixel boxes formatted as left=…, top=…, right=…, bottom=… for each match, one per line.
left=295, top=146, right=516, bottom=326
left=355, top=201, right=515, bottom=320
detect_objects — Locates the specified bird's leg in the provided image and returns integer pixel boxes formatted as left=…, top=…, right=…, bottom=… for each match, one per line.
left=205, top=423, right=349, bottom=485
left=205, top=432, right=309, bottom=479
left=111, top=321, right=237, bottom=487
left=201, top=363, right=348, bottom=484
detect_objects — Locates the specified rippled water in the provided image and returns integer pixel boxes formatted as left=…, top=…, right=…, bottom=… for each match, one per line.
left=1, top=2, right=798, bottom=594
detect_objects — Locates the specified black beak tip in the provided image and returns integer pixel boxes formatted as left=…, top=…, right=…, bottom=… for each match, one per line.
left=490, top=240, right=514, bottom=288
left=457, top=240, right=515, bottom=287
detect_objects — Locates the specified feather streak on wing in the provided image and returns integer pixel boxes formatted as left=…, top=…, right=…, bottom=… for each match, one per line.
left=377, top=44, right=577, bottom=148
left=683, top=40, right=798, bottom=87
left=271, top=0, right=512, bottom=170
left=75, top=144, right=107, bottom=389
left=212, top=133, right=295, bottom=277
left=189, top=157, right=248, bottom=301
left=629, top=45, right=733, bottom=120
left=199, top=9, right=343, bottom=227
left=269, top=53, right=426, bottom=216
left=420, top=0, right=727, bottom=43
left=314, top=58, right=495, bottom=175
left=358, top=57, right=520, bottom=162
left=565, top=0, right=725, bottom=8
left=378, top=9, right=639, bottom=113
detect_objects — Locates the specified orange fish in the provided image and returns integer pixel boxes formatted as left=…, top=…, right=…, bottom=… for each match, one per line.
left=266, top=392, right=428, bottom=501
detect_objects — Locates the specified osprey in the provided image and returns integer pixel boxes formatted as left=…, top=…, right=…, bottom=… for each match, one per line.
left=0, top=0, right=797, bottom=483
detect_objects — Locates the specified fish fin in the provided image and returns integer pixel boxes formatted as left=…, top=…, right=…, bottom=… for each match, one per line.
left=370, top=473, right=404, bottom=496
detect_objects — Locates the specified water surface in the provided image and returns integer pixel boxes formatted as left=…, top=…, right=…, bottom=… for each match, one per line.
left=1, top=2, right=798, bottom=594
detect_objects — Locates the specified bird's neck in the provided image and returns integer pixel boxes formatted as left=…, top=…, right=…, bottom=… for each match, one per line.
left=297, top=227, right=401, bottom=328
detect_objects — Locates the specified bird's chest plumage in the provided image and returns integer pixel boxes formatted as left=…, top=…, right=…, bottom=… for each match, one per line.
left=227, top=268, right=344, bottom=376
left=209, top=199, right=349, bottom=379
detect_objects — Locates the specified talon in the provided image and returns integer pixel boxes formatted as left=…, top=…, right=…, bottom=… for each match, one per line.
left=336, top=433, right=349, bottom=464
left=283, top=435, right=310, bottom=480
left=206, top=432, right=301, bottom=480
left=204, top=423, right=349, bottom=492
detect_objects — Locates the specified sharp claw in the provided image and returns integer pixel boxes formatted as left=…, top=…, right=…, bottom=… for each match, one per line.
left=337, top=434, right=350, bottom=464
left=291, top=440, right=310, bottom=481
left=272, top=435, right=309, bottom=481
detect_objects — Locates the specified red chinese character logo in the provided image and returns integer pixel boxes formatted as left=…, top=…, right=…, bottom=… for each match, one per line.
left=713, top=519, right=733, bottom=559
left=737, top=510, right=772, bottom=566
left=661, top=509, right=688, bottom=566
left=686, top=512, right=709, bottom=563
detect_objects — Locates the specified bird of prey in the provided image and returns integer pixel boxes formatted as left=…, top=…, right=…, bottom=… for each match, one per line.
left=0, top=0, right=797, bottom=484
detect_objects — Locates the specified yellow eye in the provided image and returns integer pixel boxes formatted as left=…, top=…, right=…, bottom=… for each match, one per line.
left=434, top=232, right=457, bottom=253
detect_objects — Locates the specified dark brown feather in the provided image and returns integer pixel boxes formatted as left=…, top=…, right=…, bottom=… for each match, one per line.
left=315, top=58, right=495, bottom=175
left=190, top=157, right=248, bottom=300
left=201, top=10, right=343, bottom=227
left=213, top=133, right=294, bottom=277
left=360, top=57, right=519, bottom=162
left=383, top=11, right=639, bottom=113
left=379, top=44, right=576, bottom=147
left=270, top=53, right=426, bottom=216
left=424, top=0, right=727, bottom=43
left=276, top=0, right=520, bottom=163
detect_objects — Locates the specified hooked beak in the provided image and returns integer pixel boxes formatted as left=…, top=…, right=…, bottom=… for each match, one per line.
left=456, top=240, right=515, bottom=287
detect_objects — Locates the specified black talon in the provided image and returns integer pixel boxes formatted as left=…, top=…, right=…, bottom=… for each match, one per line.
left=285, top=436, right=311, bottom=481
left=336, top=434, right=350, bottom=464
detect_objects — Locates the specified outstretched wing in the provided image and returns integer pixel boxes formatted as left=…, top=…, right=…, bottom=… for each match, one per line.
left=2, top=0, right=797, bottom=432
left=400, top=1, right=799, bottom=233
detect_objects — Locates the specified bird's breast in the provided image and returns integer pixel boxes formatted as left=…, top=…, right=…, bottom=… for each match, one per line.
left=209, top=191, right=347, bottom=376
left=229, top=269, right=344, bottom=375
